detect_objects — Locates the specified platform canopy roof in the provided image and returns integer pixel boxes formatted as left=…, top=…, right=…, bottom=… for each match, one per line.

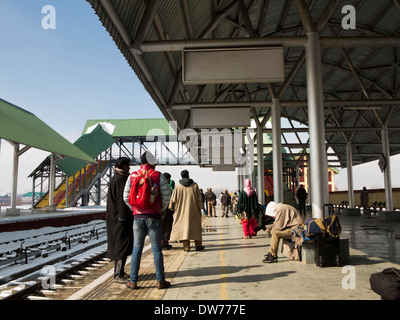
left=0, top=98, right=96, bottom=163
left=86, top=0, right=400, bottom=169
left=82, top=118, right=177, bottom=142
left=30, top=124, right=115, bottom=177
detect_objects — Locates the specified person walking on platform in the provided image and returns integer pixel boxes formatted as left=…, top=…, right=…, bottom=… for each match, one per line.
left=360, top=186, right=370, bottom=216
left=124, top=152, right=172, bottom=290
left=220, top=190, right=231, bottom=217
left=200, top=189, right=207, bottom=216
left=237, top=179, right=260, bottom=239
left=106, top=157, right=133, bottom=283
left=231, top=192, right=238, bottom=215
left=169, top=170, right=204, bottom=252
left=296, top=184, right=308, bottom=216
left=263, top=202, right=303, bottom=263
left=161, top=172, right=174, bottom=250
left=205, top=188, right=217, bottom=217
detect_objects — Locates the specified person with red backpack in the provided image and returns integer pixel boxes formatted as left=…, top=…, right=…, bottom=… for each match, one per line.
left=123, top=152, right=172, bottom=290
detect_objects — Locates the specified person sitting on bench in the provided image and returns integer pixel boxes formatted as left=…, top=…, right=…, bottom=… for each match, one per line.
left=263, top=202, right=304, bottom=263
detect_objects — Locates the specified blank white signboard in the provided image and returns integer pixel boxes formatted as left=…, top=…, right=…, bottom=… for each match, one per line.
left=183, top=47, right=284, bottom=84
left=191, top=108, right=250, bottom=128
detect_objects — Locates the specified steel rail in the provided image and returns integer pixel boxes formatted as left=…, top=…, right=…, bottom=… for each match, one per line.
left=1, top=251, right=107, bottom=300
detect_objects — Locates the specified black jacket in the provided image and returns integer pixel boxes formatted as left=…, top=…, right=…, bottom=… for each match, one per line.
left=221, top=193, right=231, bottom=206
left=205, top=191, right=216, bottom=202
left=106, top=170, right=133, bottom=261
left=296, top=188, right=308, bottom=202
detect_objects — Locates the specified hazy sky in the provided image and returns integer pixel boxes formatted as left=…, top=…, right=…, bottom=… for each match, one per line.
left=0, top=0, right=399, bottom=196
left=0, top=0, right=237, bottom=194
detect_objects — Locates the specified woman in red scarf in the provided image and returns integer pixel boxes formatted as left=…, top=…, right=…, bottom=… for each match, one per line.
left=237, top=179, right=260, bottom=239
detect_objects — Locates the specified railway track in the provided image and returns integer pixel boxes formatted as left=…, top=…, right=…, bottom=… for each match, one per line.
left=0, top=221, right=107, bottom=281
left=0, top=220, right=113, bottom=300
left=1, top=250, right=111, bottom=300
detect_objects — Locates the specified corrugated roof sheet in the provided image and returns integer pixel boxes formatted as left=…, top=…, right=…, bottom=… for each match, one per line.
left=56, top=124, right=115, bottom=176
left=82, top=118, right=177, bottom=138
left=86, top=0, right=400, bottom=169
left=0, top=98, right=95, bottom=163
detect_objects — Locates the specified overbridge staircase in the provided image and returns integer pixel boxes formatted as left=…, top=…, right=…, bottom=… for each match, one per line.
left=34, top=160, right=111, bottom=209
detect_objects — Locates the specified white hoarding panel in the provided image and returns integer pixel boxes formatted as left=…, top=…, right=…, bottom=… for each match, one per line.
left=191, top=108, right=250, bottom=128
left=183, top=47, right=284, bottom=84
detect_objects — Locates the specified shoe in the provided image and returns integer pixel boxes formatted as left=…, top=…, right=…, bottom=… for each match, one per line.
left=263, top=253, right=278, bottom=263
left=162, top=244, right=172, bottom=250
left=195, top=246, right=205, bottom=251
left=126, top=281, right=138, bottom=289
left=157, top=280, right=171, bottom=289
left=114, top=275, right=127, bottom=283
left=184, top=248, right=190, bottom=252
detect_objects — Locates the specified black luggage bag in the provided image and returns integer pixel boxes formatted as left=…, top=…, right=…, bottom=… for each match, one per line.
left=370, top=268, right=400, bottom=300
left=315, top=237, right=340, bottom=267
left=314, top=204, right=340, bottom=267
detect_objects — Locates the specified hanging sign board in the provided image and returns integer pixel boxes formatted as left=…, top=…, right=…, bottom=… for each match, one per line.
left=183, top=47, right=285, bottom=84
left=191, top=107, right=250, bottom=128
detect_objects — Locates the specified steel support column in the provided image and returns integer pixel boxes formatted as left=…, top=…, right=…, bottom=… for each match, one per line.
left=49, top=153, right=56, bottom=208
left=382, top=124, right=393, bottom=211
left=305, top=32, right=329, bottom=219
left=257, top=124, right=265, bottom=204
left=346, top=140, right=354, bottom=208
left=10, top=144, right=20, bottom=212
left=272, top=97, right=283, bottom=203
left=6, top=143, right=30, bottom=216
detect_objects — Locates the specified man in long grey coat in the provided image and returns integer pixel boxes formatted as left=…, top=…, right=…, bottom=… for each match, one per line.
left=169, top=170, right=204, bottom=252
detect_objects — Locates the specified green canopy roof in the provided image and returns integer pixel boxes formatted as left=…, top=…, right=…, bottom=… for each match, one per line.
left=30, top=124, right=115, bottom=177
left=82, top=119, right=177, bottom=138
left=56, top=124, right=115, bottom=176
left=0, top=98, right=95, bottom=163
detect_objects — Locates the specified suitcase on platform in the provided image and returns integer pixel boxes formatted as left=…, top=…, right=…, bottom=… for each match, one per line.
left=315, top=237, right=340, bottom=267
left=370, top=268, right=400, bottom=300
left=314, top=204, right=340, bottom=267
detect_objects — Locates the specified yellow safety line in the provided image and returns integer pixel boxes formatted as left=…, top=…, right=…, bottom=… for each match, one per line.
left=219, top=216, right=229, bottom=300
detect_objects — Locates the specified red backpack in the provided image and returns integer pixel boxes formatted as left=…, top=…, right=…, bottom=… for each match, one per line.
left=128, top=169, right=157, bottom=209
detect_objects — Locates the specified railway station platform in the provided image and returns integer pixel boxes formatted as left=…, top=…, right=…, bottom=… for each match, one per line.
left=67, top=209, right=400, bottom=302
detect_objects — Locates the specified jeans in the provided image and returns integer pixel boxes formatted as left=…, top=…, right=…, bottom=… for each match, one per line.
left=130, top=217, right=165, bottom=283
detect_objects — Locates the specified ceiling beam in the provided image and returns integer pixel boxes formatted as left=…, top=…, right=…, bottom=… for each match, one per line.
left=140, top=36, right=400, bottom=52
left=172, top=99, right=400, bottom=109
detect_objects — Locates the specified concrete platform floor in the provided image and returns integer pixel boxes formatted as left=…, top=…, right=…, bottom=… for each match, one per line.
left=75, top=211, right=400, bottom=301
